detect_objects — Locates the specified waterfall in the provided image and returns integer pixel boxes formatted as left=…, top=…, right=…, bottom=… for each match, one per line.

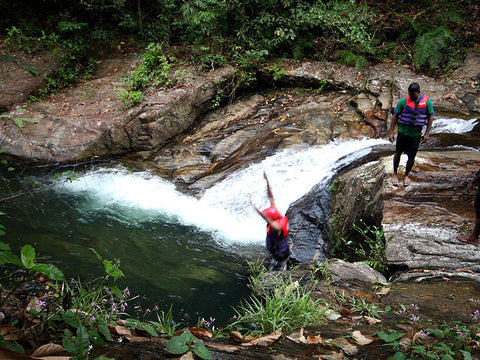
left=58, top=116, right=476, bottom=246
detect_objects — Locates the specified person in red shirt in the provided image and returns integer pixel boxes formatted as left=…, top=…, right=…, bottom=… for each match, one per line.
left=250, top=172, right=290, bottom=271
left=389, top=82, right=434, bottom=187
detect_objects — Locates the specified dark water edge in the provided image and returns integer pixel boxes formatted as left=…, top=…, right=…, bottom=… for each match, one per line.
left=0, top=165, right=256, bottom=326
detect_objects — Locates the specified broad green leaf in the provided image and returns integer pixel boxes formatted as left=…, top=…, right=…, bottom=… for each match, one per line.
left=377, top=331, right=405, bottom=343
left=103, top=259, right=124, bottom=280
left=109, top=285, right=124, bottom=299
left=0, top=148, right=9, bottom=153
left=192, top=339, right=212, bottom=360
left=98, top=323, right=113, bottom=341
left=76, top=325, right=91, bottom=358
left=389, top=352, right=406, bottom=360
left=30, top=263, right=65, bottom=281
left=0, top=251, right=22, bottom=266
left=89, top=329, right=104, bottom=345
left=21, top=245, right=36, bottom=269
left=166, top=331, right=195, bottom=355
left=13, top=118, right=23, bottom=128
left=63, top=310, right=81, bottom=328
left=0, top=241, right=11, bottom=251
left=0, top=335, right=25, bottom=353
left=62, top=337, right=76, bottom=354
left=90, top=248, right=103, bottom=262
left=144, top=323, right=159, bottom=337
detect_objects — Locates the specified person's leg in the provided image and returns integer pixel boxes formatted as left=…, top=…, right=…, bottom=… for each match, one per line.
left=403, top=135, right=421, bottom=187
left=403, top=154, right=415, bottom=186
left=392, top=133, right=407, bottom=186
left=458, top=214, right=480, bottom=245
left=392, top=152, right=401, bottom=186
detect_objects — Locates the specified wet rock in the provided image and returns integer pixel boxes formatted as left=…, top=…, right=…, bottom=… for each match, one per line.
left=382, top=150, right=480, bottom=271
left=1, top=51, right=479, bottom=165
left=0, top=45, right=67, bottom=112
left=325, top=259, right=387, bottom=284
left=329, top=160, right=387, bottom=249
left=287, top=184, right=331, bottom=263
left=0, top=56, right=237, bottom=164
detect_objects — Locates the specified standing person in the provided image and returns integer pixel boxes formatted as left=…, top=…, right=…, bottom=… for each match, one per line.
left=458, top=169, right=480, bottom=245
left=389, top=82, right=434, bottom=187
left=250, top=172, right=290, bottom=271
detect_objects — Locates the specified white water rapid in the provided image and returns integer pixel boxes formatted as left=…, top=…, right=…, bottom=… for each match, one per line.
left=59, top=115, right=476, bottom=246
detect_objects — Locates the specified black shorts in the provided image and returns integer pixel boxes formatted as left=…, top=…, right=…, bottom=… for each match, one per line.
left=396, top=132, right=422, bottom=158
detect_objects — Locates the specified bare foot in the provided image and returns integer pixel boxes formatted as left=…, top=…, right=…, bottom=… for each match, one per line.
left=391, top=174, right=399, bottom=186
left=404, top=175, right=412, bottom=187
left=458, top=235, right=479, bottom=245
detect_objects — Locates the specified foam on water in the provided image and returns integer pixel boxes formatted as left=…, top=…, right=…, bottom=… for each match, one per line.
left=58, top=115, right=475, bottom=245
left=431, top=116, right=478, bottom=134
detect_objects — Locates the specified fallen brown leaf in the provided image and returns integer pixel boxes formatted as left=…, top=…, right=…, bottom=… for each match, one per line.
left=107, top=324, right=132, bottom=336
left=229, top=331, right=243, bottom=342
left=124, top=334, right=152, bottom=342
left=352, top=330, right=373, bottom=345
left=314, top=352, right=346, bottom=359
left=286, top=327, right=307, bottom=343
left=31, top=344, right=64, bottom=357
left=364, top=316, right=382, bottom=325
left=179, top=351, right=195, bottom=360
left=188, top=327, right=213, bottom=338
left=241, top=331, right=282, bottom=347
left=307, top=334, right=324, bottom=345
left=375, top=287, right=390, bottom=296
left=204, top=343, right=241, bottom=353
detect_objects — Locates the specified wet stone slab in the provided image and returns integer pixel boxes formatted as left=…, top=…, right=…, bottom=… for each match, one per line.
left=383, top=150, right=480, bottom=271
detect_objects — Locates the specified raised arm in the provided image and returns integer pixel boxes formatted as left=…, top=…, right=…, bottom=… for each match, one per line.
left=264, top=171, right=275, bottom=207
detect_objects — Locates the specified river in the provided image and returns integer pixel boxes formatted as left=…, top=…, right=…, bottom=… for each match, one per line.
left=0, top=115, right=477, bottom=325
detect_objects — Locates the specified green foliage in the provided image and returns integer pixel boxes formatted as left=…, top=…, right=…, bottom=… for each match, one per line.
left=414, top=27, right=453, bottom=69
left=190, top=45, right=227, bottom=71
left=148, top=306, right=179, bottom=337
left=119, top=43, right=177, bottom=107
left=394, top=4, right=466, bottom=71
left=231, top=274, right=327, bottom=334
left=166, top=330, right=212, bottom=360
left=335, top=50, right=368, bottom=69
left=0, top=114, right=40, bottom=128
left=0, top=242, right=65, bottom=306
left=118, top=89, right=144, bottom=107
left=331, top=219, right=392, bottom=272
left=348, top=296, right=382, bottom=318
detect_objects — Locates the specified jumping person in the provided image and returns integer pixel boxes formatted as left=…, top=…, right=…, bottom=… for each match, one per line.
left=458, top=169, right=480, bottom=245
left=389, top=82, right=434, bottom=187
left=250, top=172, right=290, bottom=271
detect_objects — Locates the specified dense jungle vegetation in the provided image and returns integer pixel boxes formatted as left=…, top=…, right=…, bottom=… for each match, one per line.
left=1, top=0, right=479, bottom=88
left=1, top=1, right=480, bottom=359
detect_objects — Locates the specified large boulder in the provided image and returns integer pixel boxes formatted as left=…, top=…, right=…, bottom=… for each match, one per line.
left=286, top=185, right=331, bottom=263
left=0, top=55, right=237, bottom=163
left=383, top=150, right=480, bottom=271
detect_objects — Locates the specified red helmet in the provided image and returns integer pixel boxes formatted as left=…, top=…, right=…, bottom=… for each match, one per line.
left=263, top=206, right=282, bottom=220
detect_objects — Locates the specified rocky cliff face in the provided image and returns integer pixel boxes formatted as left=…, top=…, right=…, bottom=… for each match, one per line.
left=1, top=48, right=479, bottom=165
left=322, top=147, right=480, bottom=272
